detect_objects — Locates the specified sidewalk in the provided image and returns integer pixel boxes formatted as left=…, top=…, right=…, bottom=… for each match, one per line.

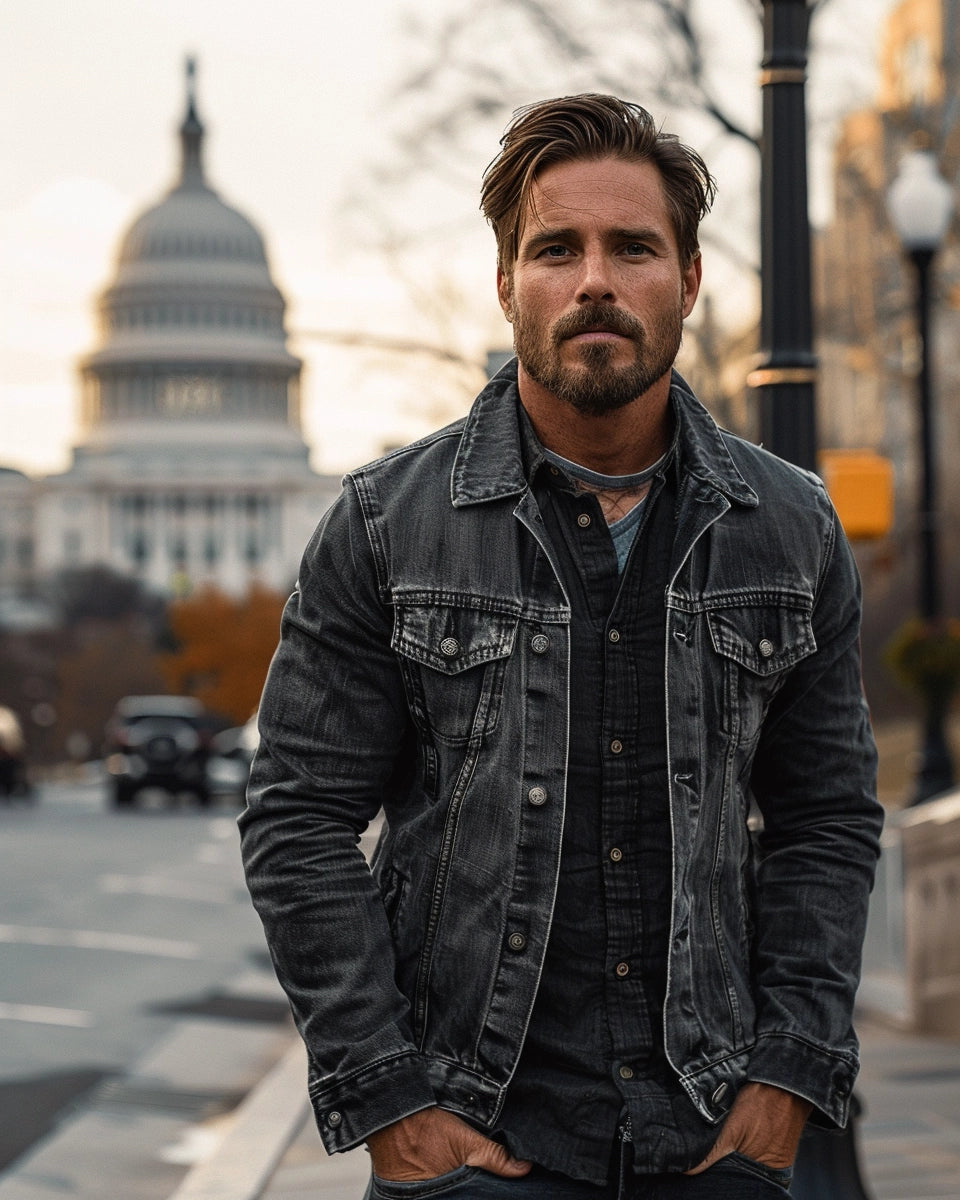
left=243, top=1008, right=960, bottom=1200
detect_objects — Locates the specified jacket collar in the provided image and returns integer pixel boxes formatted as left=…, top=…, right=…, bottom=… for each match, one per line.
left=451, top=358, right=757, bottom=510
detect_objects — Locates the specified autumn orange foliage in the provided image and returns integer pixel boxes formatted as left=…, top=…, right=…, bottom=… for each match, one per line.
left=159, top=584, right=286, bottom=724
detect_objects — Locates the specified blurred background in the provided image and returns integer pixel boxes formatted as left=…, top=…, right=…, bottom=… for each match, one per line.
left=2, top=0, right=960, bottom=1196
left=2, top=0, right=959, bottom=785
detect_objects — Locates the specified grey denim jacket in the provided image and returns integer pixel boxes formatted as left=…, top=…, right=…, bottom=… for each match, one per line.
left=240, top=364, right=883, bottom=1155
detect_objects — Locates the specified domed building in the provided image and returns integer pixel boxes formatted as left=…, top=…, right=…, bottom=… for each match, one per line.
left=12, top=63, right=339, bottom=599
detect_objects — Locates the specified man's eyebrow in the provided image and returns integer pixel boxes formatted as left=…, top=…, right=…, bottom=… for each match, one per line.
left=520, top=227, right=578, bottom=255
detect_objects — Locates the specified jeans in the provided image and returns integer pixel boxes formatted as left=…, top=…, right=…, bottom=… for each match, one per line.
left=364, top=1154, right=793, bottom=1199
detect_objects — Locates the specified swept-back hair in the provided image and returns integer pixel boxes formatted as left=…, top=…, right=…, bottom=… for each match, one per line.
left=481, top=94, right=716, bottom=271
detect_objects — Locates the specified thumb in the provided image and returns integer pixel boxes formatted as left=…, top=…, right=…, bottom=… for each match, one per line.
left=685, top=1136, right=730, bottom=1177
left=464, top=1134, right=531, bottom=1179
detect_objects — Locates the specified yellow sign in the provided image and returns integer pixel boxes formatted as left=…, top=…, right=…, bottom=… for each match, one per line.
left=819, top=449, right=895, bottom=541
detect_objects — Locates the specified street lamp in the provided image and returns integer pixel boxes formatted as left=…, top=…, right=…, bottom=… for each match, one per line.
left=887, top=146, right=956, bottom=803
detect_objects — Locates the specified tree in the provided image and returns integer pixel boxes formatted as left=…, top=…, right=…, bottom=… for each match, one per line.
left=159, top=584, right=286, bottom=724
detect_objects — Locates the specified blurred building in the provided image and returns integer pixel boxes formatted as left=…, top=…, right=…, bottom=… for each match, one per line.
left=815, top=0, right=960, bottom=707
left=0, top=63, right=340, bottom=603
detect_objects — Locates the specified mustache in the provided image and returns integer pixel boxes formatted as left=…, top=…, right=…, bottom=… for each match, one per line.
left=551, top=304, right=644, bottom=344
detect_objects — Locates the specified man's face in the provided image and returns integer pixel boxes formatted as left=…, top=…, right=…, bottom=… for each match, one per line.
left=498, top=155, right=701, bottom=417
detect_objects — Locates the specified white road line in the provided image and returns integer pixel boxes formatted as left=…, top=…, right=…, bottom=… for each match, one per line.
left=0, top=1001, right=94, bottom=1027
left=0, top=924, right=200, bottom=959
left=99, top=873, right=235, bottom=904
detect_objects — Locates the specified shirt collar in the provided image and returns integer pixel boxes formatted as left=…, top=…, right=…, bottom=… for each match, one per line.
left=450, top=357, right=757, bottom=510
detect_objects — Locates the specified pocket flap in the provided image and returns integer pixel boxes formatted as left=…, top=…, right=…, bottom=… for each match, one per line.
left=392, top=604, right=518, bottom=675
left=707, top=605, right=816, bottom=677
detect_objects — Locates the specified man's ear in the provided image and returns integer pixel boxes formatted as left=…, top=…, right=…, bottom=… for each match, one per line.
left=681, top=255, right=702, bottom=320
left=497, top=267, right=514, bottom=321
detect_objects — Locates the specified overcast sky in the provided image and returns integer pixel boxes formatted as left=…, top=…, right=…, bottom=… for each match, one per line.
left=0, top=0, right=898, bottom=478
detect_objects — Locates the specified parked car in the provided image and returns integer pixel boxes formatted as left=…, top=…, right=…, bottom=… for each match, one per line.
left=0, top=706, right=32, bottom=802
left=206, top=711, right=260, bottom=801
left=103, top=695, right=224, bottom=809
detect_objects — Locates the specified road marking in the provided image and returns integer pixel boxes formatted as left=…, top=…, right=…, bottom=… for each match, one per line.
left=0, top=1001, right=94, bottom=1027
left=0, top=924, right=200, bottom=959
left=99, top=873, right=235, bottom=904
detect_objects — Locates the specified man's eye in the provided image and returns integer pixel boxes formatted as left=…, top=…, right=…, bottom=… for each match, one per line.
left=624, top=243, right=651, bottom=256
left=543, top=245, right=569, bottom=258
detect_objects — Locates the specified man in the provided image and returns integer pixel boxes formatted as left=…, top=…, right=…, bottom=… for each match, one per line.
left=241, top=95, right=883, bottom=1198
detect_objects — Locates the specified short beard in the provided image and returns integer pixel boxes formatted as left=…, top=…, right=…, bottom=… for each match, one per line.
left=513, top=301, right=683, bottom=417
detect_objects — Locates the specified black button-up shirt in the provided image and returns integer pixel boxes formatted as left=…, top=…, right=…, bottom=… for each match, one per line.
left=496, top=415, right=716, bottom=1182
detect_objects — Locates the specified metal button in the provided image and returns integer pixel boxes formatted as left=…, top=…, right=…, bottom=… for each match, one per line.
left=609, top=847, right=623, bottom=862
left=619, top=1065, right=635, bottom=1080
left=528, top=786, right=548, bottom=807
left=608, top=628, right=621, bottom=643
left=577, top=513, right=592, bottom=528
left=440, top=637, right=460, bottom=657
left=610, top=739, right=623, bottom=754
left=758, top=638, right=775, bottom=658
left=326, top=1110, right=343, bottom=1127
left=531, top=633, right=550, bottom=654
left=507, top=932, right=526, bottom=952
left=615, top=961, right=630, bottom=978
left=711, top=1083, right=729, bottom=1106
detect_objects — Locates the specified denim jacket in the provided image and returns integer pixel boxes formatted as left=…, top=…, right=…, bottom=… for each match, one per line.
left=240, top=364, right=882, bottom=1155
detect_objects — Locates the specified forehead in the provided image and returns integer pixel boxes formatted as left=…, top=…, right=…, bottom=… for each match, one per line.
left=519, top=155, right=675, bottom=246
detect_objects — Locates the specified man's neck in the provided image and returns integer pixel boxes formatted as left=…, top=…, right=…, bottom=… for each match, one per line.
left=517, top=364, right=674, bottom=476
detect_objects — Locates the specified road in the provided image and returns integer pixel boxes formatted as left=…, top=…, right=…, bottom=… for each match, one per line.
left=0, top=772, right=289, bottom=1198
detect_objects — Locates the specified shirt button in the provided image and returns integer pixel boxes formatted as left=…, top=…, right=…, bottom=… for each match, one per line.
left=619, top=1065, right=635, bottom=1081
left=326, top=1110, right=343, bottom=1128
left=615, top=962, right=630, bottom=978
left=711, top=1083, right=729, bottom=1106
left=610, top=739, right=623, bottom=754
left=507, top=932, right=526, bottom=952
left=758, top=638, right=775, bottom=658
left=608, top=628, right=621, bottom=643
left=577, top=513, right=592, bottom=528
left=609, top=847, right=623, bottom=862
left=527, top=786, right=548, bottom=807
left=439, top=637, right=460, bottom=657
left=531, top=633, right=550, bottom=654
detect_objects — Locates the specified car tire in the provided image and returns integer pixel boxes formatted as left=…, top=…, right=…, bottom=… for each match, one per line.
left=113, top=780, right=136, bottom=808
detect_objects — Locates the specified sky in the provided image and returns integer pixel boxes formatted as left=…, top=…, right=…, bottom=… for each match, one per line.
left=0, top=0, right=898, bottom=479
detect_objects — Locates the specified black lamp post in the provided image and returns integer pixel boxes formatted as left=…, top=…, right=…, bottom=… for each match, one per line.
left=752, top=0, right=818, bottom=472
left=887, top=146, right=956, bottom=803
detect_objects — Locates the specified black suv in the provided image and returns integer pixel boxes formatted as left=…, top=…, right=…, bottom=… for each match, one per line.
left=104, top=695, right=221, bottom=808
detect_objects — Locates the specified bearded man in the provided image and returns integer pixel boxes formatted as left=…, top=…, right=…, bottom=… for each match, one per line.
left=241, top=95, right=882, bottom=1199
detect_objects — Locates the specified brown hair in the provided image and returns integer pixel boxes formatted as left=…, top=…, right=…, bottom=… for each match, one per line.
left=481, top=94, right=716, bottom=272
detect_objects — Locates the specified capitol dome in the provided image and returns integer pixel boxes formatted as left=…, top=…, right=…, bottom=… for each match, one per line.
left=76, top=61, right=305, bottom=469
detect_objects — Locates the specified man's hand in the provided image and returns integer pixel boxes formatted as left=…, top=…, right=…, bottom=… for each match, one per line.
left=685, top=1082, right=813, bottom=1175
left=367, top=1107, right=532, bottom=1183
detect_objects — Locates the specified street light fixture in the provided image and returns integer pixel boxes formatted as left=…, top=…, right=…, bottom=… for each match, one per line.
left=887, top=145, right=956, bottom=803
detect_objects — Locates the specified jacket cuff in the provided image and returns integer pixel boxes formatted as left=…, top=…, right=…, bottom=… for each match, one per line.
left=746, top=1032, right=859, bottom=1129
left=310, top=1049, right=437, bottom=1153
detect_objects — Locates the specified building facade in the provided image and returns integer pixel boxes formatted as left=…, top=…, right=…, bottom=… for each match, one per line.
left=0, top=64, right=340, bottom=606
left=814, top=0, right=960, bottom=709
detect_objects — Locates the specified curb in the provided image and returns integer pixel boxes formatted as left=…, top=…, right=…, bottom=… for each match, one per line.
left=166, top=1039, right=309, bottom=1200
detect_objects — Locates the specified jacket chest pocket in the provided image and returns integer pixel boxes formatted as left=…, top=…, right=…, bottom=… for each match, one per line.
left=392, top=603, right=518, bottom=745
left=706, top=603, right=816, bottom=745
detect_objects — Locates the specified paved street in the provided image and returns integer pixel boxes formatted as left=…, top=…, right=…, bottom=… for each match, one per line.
left=0, top=774, right=288, bottom=1198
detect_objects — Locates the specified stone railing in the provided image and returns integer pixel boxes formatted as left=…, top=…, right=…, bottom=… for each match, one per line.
left=861, top=789, right=960, bottom=1035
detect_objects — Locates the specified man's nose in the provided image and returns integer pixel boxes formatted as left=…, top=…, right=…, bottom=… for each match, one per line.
left=576, top=248, right=615, bottom=303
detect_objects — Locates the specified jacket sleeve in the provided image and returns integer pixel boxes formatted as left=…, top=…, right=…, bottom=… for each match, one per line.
left=239, top=479, right=436, bottom=1152
left=745, top=506, right=883, bottom=1128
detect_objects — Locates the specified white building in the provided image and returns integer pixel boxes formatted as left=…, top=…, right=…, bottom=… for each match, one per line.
left=0, top=64, right=340, bottom=602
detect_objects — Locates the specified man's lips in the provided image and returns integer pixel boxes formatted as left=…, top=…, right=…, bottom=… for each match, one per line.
left=565, top=327, right=631, bottom=341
